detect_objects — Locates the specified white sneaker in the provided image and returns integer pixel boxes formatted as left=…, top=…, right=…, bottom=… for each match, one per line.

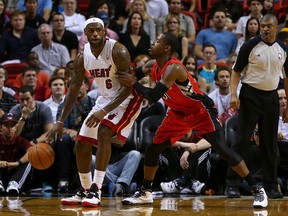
left=81, top=183, right=101, bottom=207
left=160, top=180, right=182, bottom=193
left=61, top=188, right=88, bottom=205
left=251, top=185, right=268, bottom=208
left=0, top=181, right=4, bottom=193
left=6, top=181, right=19, bottom=194
left=191, top=180, right=205, bottom=194
left=122, top=187, right=153, bottom=205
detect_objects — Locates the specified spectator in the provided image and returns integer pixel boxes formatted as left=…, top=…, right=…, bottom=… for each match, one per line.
left=194, top=9, right=237, bottom=63
left=32, top=23, right=70, bottom=76
left=262, top=0, right=274, bottom=15
left=62, top=0, right=86, bottom=40
left=123, top=0, right=155, bottom=43
left=0, top=68, right=17, bottom=116
left=14, top=67, right=47, bottom=102
left=236, top=17, right=260, bottom=54
left=182, top=54, right=207, bottom=93
left=91, top=144, right=141, bottom=196
left=43, top=75, right=66, bottom=123
left=159, top=135, right=211, bottom=194
left=51, top=12, right=78, bottom=60
left=55, top=77, right=95, bottom=193
left=146, top=0, right=169, bottom=24
left=24, top=0, right=46, bottom=29
left=14, top=51, right=50, bottom=91
left=0, top=0, right=10, bottom=36
left=198, top=44, right=227, bottom=93
left=79, top=11, right=119, bottom=51
left=208, top=66, right=238, bottom=124
left=209, top=0, right=244, bottom=32
left=119, top=12, right=150, bottom=62
left=17, top=0, right=52, bottom=22
left=0, top=113, right=32, bottom=194
left=277, top=88, right=288, bottom=141
left=9, top=85, right=54, bottom=191
left=157, top=0, right=196, bottom=45
left=0, top=10, right=39, bottom=62
left=235, top=0, right=263, bottom=39
left=163, top=14, right=188, bottom=60
left=277, top=27, right=288, bottom=46
left=86, top=0, right=123, bottom=36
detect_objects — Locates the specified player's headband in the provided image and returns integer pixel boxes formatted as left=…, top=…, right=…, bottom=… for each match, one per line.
left=84, top=18, right=104, bottom=29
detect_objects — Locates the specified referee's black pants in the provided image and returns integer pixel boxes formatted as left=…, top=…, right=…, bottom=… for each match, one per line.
left=226, top=84, right=280, bottom=190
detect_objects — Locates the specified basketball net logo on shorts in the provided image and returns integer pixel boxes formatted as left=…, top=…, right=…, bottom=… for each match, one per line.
left=89, top=65, right=112, bottom=78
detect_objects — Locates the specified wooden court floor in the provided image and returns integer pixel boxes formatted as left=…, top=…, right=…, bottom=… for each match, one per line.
left=0, top=194, right=287, bottom=216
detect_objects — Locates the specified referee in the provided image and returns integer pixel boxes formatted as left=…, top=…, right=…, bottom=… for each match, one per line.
left=226, top=14, right=288, bottom=199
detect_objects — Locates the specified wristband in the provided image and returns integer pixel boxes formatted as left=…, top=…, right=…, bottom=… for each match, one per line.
left=57, top=120, right=64, bottom=125
left=100, top=108, right=108, bottom=115
left=19, top=116, right=26, bottom=122
left=17, top=159, right=22, bottom=165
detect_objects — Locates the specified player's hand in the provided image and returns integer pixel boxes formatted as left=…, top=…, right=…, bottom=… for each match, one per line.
left=85, top=110, right=105, bottom=128
left=0, top=161, right=8, bottom=168
left=278, top=132, right=285, bottom=141
left=116, top=71, right=136, bottom=88
left=283, top=108, right=288, bottom=123
left=46, top=121, right=64, bottom=143
left=230, top=94, right=240, bottom=109
left=180, top=151, right=190, bottom=169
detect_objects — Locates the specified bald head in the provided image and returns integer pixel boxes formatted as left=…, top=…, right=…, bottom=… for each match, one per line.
left=261, top=14, right=278, bottom=25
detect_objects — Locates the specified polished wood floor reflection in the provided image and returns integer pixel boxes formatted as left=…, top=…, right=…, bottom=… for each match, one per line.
left=0, top=194, right=287, bottom=216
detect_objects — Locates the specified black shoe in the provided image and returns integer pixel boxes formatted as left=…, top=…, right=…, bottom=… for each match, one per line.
left=266, top=188, right=283, bottom=199
left=225, top=186, right=241, bottom=198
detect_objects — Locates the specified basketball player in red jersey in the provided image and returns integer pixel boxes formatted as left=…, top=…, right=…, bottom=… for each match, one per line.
left=46, top=17, right=142, bottom=207
left=117, top=32, right=268, bottom=208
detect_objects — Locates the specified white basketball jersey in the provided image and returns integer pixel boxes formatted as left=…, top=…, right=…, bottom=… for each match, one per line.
left=83, top=39, right=124, bottom=99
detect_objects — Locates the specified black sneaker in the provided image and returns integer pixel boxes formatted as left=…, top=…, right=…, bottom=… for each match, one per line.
left=251, top=185, right=268, bottom=208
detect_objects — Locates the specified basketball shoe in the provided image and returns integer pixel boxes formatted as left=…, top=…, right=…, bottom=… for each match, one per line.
left=191, top=180, right=205, bottom=194
left=122, top=187, right=153, bottom=205
left=251, top=185, right=268, bottom=208
left=160, top=180, right=182, bottom=193
left=81, top=183, right=101, bottom=207
left=6, top=181, right=19, bottom=194
left=61, top=188, right=88, bottom=205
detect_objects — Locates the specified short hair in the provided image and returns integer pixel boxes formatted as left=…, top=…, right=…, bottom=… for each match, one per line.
left=18, top=85, right=34, bottom=96
left=211, top=8, right=226, bottom=18
left=214, top=66, right=232, bottom=81
left=51, top=12, right=65, bottom=22
left=261, top=14, right=278, bottom=25
left=10, top=9, right=25, bottom=19
left=248, top=0, right=263, bottom=6
left=38, top=23, right=52, bottom=35
left=25, top=0, right=38, bottom=4
left=203, top=44, right=217, bottom=53
left=22, top=66, right=37, bottom=77
left=162, top=32, right=180, bottom=55
left=49, top=75, right=67, bottom=88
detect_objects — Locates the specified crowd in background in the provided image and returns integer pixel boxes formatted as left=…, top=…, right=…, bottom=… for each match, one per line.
left=0, top=0, right=288, bottom=197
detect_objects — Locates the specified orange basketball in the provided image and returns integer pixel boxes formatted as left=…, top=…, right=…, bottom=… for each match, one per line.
left=28, top=143, right=55, bottom=170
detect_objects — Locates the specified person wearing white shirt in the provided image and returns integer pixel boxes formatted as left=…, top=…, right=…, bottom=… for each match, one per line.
left=62, top=0, right=86, bottom=40
left=43, top=76, right=66, bottom=123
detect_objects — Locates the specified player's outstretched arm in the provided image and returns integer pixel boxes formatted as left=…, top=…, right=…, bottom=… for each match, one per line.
left=46, top=52, right=86, bottom=142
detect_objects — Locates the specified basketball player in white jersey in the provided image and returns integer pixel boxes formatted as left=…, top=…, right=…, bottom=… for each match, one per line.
left=47, top=17, right=142, bottom=207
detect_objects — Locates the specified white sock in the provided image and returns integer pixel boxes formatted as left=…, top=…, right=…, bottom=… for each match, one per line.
left=79, top=172, right=92, bottom=190
left=93, top=170, right=105, bottom=189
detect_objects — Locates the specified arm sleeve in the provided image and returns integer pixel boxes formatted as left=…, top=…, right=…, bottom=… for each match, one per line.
left=133, top=81, right=169, bottom=103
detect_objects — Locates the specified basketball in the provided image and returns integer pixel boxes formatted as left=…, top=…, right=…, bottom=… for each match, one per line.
left=28, top=143, right=55, bottom=170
